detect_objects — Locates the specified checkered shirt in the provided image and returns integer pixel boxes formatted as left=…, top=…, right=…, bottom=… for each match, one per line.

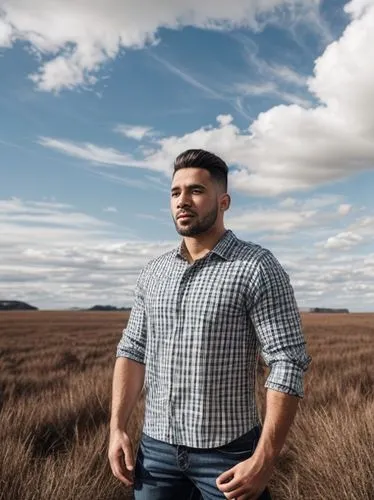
left=116, top=229, right=311, bottom=448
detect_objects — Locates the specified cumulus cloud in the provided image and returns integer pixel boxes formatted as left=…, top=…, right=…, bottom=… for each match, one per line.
left=227, top=194, right=349, bottom=236
left=317, top=209, right=374, bottom=251
left=1, top=198, right=373, bottom=310
left=0, top=198, right=176, bottom=308
left=38, top=1, right=374, bottom=196
left=148, top=2, right=374, bottom=195
left=26, top=2, right=373, bottom=196
left=0, top=0, right=321, bottom=92
left=227, top=208, right=316, bottom=234
left=323, top=231, right=363, bottom=250
left=0, top=16, right=12, bottom=47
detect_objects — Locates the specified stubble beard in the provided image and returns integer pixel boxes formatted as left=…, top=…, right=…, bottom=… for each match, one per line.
left=173, top=205, right=219, bottom=237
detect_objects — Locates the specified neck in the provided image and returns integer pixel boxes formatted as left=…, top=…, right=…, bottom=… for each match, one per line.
left=182, top=226, right=227, bottom=262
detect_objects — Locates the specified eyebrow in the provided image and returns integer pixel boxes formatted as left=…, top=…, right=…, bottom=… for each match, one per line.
left=171, top=183, right=207, bottom=193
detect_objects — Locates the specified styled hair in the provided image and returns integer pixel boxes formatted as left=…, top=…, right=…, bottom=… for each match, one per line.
left=173, top=149, right=228, bottom=192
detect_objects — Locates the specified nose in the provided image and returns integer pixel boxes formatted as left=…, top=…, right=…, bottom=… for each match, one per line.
left=176, top=191, right=191, bottom=209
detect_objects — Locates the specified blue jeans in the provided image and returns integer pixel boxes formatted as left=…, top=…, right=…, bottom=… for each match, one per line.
left=134, top=426, right=272, bottom=499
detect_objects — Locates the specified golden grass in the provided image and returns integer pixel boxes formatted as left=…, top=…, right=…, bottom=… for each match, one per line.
left=0, top=311, right=373, bottom=499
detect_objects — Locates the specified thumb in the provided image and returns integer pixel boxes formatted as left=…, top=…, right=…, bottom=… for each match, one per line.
left=122, top=442, right=134, bottom=471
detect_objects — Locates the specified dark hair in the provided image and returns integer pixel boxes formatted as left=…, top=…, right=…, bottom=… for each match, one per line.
left=173, top=149, right=228, bottom=192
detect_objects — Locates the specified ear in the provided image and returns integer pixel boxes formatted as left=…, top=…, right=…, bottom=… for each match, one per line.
left=220, top=193, right=231, bottom=211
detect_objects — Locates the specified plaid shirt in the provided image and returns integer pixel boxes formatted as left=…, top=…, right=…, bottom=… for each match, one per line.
left=117, top=229, right=311, bottom=448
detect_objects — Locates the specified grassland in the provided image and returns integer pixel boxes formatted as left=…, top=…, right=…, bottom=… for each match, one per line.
left=0, top=311, right=373, bottom=499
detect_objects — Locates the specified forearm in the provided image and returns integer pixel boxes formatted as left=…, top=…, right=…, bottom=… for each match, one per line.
left=110, top=357, right=145, bottom=431
left=252, top=389, right=299, bottom=469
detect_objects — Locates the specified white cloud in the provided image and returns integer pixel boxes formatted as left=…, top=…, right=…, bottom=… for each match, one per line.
left=301, top=194, right=342, bottom=210
left=217, top=114, right=234, bottom=127
left=38, top=136, right=154, bottom=170
left=323, top=231, right=363, bottom=250
left=152, top=3, right=374, bottom=194
left=338, top=203, right=352, bottom=216
left=227, top=194, right=349, bottom=235
left=269, top=64, right=308, bottom=87
left=37, top=0, right=374, bottom=197
left=1, top=198, right=373, bottom=311
left=103, top=206, right=117, bottom=213
left=0, top=198, right=176, bottom=308
left=235, top=82, right=277, bottom=96
left=227, top=207, right=316, bottom=233
left=317, top=210, right=374, bottom=251
left=0, top=17, right=12, bottom=47
left=235, top=81, right=311, bottom=107
left=150, top=53, right=223, bottom=100
left=279, top=197, right=297, bottom=208
left=0, top=198, right=111, bottom=229
left=235, top=34, right=309, bottom=87
left=0, top=0, right=321, bottom=92
left=28, top=5, right=374, bottom=197
left=345, top=0, right=373, bottom=18
left=114, top=124, right=154, bottom=141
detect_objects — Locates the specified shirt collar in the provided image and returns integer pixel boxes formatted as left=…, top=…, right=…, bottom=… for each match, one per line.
left=176, top=229, right=236, bottom=261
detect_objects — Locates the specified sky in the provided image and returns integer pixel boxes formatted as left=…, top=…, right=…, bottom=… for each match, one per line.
left=0, top=0, right=374, bottom=311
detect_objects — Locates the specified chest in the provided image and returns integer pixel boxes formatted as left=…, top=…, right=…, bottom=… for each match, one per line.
left=145, top=259, right=251, bottom=325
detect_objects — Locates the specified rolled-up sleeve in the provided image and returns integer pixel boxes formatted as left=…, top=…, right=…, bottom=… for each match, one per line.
left=116, top=268, right=147, bottom=364
left=249, top=250, right=311, bottom=398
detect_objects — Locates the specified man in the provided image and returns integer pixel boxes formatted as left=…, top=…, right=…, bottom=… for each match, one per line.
left=109, top=149, right=311, bottom=499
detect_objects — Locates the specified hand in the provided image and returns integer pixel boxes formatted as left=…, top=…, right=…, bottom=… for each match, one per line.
left=216, top=455, right=273, bottom=500
left=108, top=428, right=135, bottom=486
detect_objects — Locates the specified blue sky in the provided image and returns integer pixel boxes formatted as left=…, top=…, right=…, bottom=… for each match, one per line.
left=1, top=0, right=374, bottom=310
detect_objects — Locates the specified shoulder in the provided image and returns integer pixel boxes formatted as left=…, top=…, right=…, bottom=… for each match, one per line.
left=230, top=234, right=274, bottom=266
left=229, top=233, right=288, bottom=281
left=137, top=248, right=178, bottom=282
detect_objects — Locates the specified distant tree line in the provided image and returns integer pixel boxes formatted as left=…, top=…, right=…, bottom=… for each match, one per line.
left=310, top=307, right=349, bottom=314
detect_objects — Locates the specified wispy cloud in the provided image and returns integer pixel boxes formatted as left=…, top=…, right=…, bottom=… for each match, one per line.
left=268, top=64, right=308, bottom=87
left=230, top=34, right=312, bottom=108
left=114, top=124, right=155, bottom=141
left=235, top=33, right=310, bottom=86
left=289, top=5, right=335, bottom=49
left=149, top=52, right=253, bottom=120
left=38, top=136, right=154, bottom=170
left=233, top=81, right=311, bottom=107
left=1, top=0, right=325, bottom=93
left=149, top=53, right=223, bottom=100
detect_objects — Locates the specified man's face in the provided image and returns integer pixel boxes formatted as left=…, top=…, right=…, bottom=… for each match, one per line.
left=170, top=167, right=222, bottom=237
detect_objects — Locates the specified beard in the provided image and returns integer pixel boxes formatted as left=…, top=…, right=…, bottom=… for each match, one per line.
left=173, top=205, right=218, bottom=237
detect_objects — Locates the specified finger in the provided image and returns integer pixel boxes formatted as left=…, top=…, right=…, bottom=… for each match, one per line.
left=115, top=470, right=133, bottom=486
left=222, top=485, right=251, bottom=500
left=111, top=460, right=134, bottom=486
left=122, top=442, right=135, bottom=471
left=217, top=474, right=242, bottom=493
left=216, top=466, right=236, bottom=486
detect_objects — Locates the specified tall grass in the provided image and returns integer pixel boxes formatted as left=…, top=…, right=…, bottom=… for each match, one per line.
left=0, top=312, right=373, bottom=499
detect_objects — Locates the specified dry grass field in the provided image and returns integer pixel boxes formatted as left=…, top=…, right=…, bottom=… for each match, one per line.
left=0, top=311, right=373, bottom=500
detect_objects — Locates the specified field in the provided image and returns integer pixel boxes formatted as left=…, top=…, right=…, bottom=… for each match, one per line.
left=0, top=311, right=373, bottom=500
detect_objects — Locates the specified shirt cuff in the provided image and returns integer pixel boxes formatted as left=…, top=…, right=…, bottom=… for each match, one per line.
left=116, top=336, right=145, bottom=364
left=265, top=360, right=306, bottom=398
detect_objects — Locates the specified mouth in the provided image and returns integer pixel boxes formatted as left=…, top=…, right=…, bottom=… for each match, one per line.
left=177, top=213, right=195, bottom=220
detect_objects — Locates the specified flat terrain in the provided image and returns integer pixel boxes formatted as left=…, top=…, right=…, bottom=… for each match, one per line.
left=0, top=312, right=373, bottom=499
